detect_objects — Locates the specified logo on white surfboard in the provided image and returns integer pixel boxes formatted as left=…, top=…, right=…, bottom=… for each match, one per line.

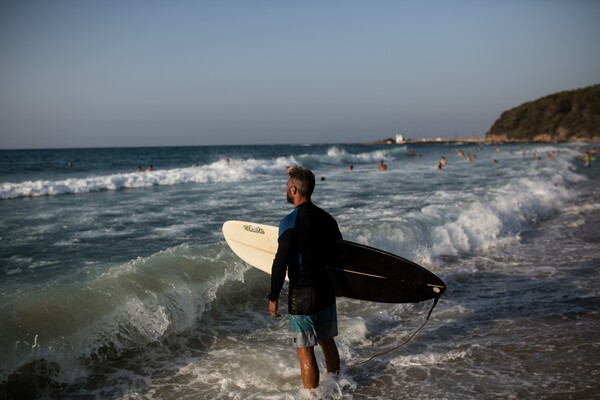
left=243, top=224, right=265, bottom=234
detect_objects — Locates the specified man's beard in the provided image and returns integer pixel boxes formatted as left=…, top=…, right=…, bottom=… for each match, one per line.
left=286, top=188, right=293, bottom=204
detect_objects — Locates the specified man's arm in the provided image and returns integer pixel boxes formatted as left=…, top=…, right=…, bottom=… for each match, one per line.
left=268, top=228, right=293, bottom=302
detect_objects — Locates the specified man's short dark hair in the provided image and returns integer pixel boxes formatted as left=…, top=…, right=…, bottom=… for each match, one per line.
left=288, top=166, right=315, bottom=197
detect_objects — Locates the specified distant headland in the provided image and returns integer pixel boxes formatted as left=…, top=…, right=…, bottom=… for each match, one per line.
left=486, top=84, right=600, bottom=143
left=374, top=84, right=600, bottom=144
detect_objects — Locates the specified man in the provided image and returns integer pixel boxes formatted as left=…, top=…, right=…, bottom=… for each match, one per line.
left=268, top=166, right=342, bottom=389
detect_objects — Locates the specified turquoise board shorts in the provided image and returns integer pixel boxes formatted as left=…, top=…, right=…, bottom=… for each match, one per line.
left=288, top=303, right=338, bottom=348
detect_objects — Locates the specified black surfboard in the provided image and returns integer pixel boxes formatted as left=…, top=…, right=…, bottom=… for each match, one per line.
left=328, top=239, right=446, bottom=303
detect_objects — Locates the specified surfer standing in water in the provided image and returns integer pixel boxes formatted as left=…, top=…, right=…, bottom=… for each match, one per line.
left=268, top=166, right=342, bottom=389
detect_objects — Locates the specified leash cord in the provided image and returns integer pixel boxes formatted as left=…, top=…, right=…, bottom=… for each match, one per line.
left=347, top=296, right=441, bottom=368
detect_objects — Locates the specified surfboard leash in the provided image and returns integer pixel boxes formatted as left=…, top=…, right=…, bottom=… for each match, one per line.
left=347, top=295, right=441, bottom=369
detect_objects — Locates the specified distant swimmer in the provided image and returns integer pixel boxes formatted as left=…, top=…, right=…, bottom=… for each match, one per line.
left=378, top=161, right=388, bottom=171
left=348, top=165, right=354, bottom=172
left=584, top=151, right=591, bottom=168
left=136, top=166, right=143, bottom=173
left=146, top=164, right=154, bottom=172
left=437, top=156, right=446, bottom=170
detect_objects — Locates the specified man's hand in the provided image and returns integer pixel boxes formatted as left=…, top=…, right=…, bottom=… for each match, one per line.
left=269, top=299, right=281, bottom=318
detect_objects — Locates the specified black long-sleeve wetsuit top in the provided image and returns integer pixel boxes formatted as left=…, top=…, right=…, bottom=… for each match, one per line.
left=268, top=202, right=342, bottom=315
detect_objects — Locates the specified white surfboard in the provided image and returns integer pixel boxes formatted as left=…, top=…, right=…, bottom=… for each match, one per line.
left=222, top=220, right=283, bottom=278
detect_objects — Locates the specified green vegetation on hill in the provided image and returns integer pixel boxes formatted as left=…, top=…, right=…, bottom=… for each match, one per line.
left=487, top=84, right=600, bottom=142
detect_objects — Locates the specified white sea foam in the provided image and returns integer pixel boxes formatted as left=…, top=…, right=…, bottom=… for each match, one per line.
left=389, top=350, right=469, bottom=367
left=5, top=268, right=22, bottom=275
left=4, top=144, right=566, bottom=203
left=430, top=176, right=575, bottom=257
left=325, top=146, right=403, bottom=164
left=0, top=157, right=290, bottom=199
left=350, top=158, right=580, bottom=263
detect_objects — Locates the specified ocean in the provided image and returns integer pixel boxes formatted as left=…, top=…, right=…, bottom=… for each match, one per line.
left=0, top=142, right=598, bottom=399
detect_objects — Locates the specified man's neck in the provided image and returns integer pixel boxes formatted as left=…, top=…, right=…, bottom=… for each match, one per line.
left=294, top=197, right=310, bottom=208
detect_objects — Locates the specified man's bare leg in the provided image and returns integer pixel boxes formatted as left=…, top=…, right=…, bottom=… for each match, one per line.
left=318, top=337, right=340, bottom=373
left=296, top=346, right=319, bottom=389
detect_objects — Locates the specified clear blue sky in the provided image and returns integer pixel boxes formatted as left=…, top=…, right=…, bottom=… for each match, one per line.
left=1, top=0, right=599, bottom=149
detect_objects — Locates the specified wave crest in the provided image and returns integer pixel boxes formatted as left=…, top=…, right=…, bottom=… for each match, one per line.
left=0, top=157, right=295, bottom=199
left=0, top=243, right=245, bottom=385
